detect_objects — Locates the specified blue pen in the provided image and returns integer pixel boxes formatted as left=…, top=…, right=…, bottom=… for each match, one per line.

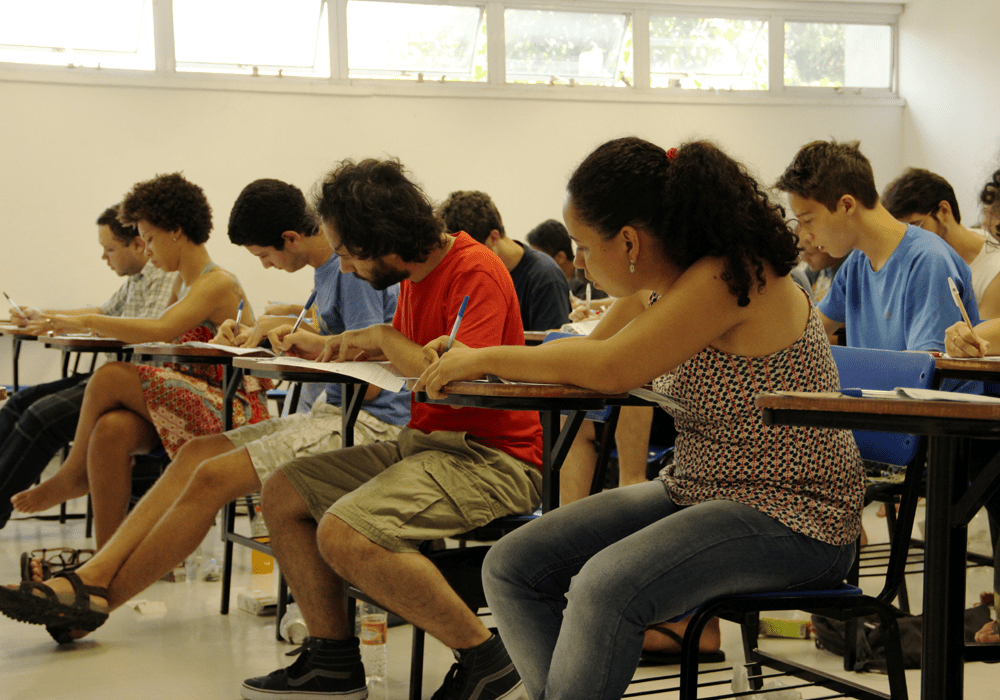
left=234, top=299, right=244, bottom=328
left=444, top=295, right=470, bottom=352
left=277, top=290, right=317, bottom=357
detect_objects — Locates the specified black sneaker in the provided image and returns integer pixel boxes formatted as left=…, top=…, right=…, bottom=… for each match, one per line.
left=431, top=631, right=526, bottom=700
left=241, top=636, right=368, bottom=700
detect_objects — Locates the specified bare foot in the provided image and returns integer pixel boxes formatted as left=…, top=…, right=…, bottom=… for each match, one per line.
left=974, top=620, right=999, bottom=644
left=11, top=468, right=89, bottom=514
left=644, top=616, right=721, bottom=653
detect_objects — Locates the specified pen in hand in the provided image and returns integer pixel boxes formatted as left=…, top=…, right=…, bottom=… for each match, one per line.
left=444, top=295, right=470, bottom=353
left=235, top=299, right=244, bottom=328
left=3, top=291, right=23, bottom=317
left=947, top=277, right=985, bottom=355
left=277, top=290, right=317, bottom=357
left=585, top=283, right=591, bottom=315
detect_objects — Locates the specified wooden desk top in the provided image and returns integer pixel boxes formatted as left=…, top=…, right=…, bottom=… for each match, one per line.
left=126, top=343, right=246, bottom=363
left=42, top=334, right=127, bottom=351
left=934, top=355, right=1000, bottom=381
left=0, top=386, right=6, bottom=400
left=416, top=380, right=628, bottom=400
left=412, top=379, right=635, bottom=411
left=523, top=331, right=548, bottom=346
left=756, top=391, right=1000, bottom=438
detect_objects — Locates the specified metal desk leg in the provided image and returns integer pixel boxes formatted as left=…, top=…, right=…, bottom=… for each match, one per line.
left=922, top=435, right=968, bottom=700
left=12, top=337, right=22, bottom=392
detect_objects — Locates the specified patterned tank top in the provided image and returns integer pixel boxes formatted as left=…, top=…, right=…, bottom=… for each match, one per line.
left=651, top=298, right=864, bottom=546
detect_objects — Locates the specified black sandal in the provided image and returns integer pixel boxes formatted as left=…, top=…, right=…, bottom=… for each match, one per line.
left=639, top=625, right=726, bottom=666
left=20, top=547, right=95, bottom=582
left=0, top=571, right=108, bottom=632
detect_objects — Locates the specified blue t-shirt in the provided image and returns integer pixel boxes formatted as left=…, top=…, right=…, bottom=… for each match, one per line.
left=312, top=253, right=410, bottom=426
left=819, top=225, right=981, bottom=393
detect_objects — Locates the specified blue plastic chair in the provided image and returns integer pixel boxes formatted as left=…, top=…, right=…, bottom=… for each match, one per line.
left=644, top=347, right=932, bottom=700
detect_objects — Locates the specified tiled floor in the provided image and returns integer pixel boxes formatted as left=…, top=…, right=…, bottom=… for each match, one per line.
left=0, top=496, right=996, bottom=699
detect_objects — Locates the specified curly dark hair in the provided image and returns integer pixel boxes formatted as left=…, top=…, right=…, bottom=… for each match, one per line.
left=436, top=190, right=505, bottom=244
left=567, top=137, right=799, bottom=307
left=882, top=168, right=961, bottom=224
left=96, top=204, right=138, bottom=243
left=526, top=219, right=573, bottom=259
left=980, top=168, right=1000, bottom=210
left=119, top=173, right=213, bottom=244
left=313, top=158, right=443, bottom=263
left=228, top=179, right=318, bottom=249
left=774, top=140, right=879, bottom=212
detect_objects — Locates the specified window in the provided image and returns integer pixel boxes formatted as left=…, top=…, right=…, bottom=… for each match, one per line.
left=650, top=16, right=768, bottom=90
left=173, top=0, right=330, bottom=77
left=504, top=9, right=631, bottom=86
left=784, top=22, right=893, bottom=89
left=0, top=0, right=154, bottom=70
left=346, top=1, right=486, bottom=81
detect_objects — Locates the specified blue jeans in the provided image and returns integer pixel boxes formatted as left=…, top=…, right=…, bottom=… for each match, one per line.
left=0, top=374, right=89, bottom=527
left=482, top=480, right=855, bottom=700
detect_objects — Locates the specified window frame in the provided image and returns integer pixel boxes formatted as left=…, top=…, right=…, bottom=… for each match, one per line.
left=0, top=0, right=904, bottom=106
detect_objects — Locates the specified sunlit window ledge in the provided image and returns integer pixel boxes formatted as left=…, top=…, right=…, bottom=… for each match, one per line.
left=0, top=65, right=906, bottom=108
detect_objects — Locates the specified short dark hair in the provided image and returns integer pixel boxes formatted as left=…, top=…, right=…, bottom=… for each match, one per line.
left=313, top=158, right=443, bottom=263
left=980, top=168, right=1000, bottom=210
left=436, top=190, right=505, bottom=244
left=228, top=179, right=318, bottom=250
left=119, top=173, right=213, bottom=244
left=882, top=168, right=962, bottom=224
left=526, top=219, right=573, bottom=259
left=775, top=140, right=879, bottom=212
left=568, top=137, right=799, bottom=307
left=96, top=204, right=138, bottom=243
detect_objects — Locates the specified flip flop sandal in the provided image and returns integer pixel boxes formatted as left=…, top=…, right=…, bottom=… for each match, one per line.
left=0, top=571, right=108, bottom=631
left=639, top=625, right=727, bottom=666
left=20, top=547, right=95, bottom=582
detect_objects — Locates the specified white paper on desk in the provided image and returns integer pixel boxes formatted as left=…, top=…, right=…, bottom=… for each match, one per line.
left=558, top=319, right=600, bottom=335
left=851, top=387, right=1000, bottom=403
left=628, top=387, right=685, bottom=413
left=942, top=354, right=999, bottom=362
left=180, top=341, right=276, bottom=356
left=254, top=357, right=406, bottom=392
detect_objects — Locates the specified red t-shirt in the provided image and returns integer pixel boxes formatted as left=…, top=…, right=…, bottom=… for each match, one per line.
left=393, top=232, right=543, bottom=468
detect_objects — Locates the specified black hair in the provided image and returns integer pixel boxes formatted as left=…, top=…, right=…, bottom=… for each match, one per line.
left=568, top=137, right=799, bottom=307
left=436, top=190, right=505, bottom=244
left=228, top=179, right=318, bottom=249
left=313, top=158, right=443, bottom=262
left=96, top=204, right=138, bottom=243
left=775, top=140, right=880, bottom=212
left=526, top=219, right=574, bottom=259
left=119, top=173, right=213, bottom=244
left=882, top=168, right=962, bottom=224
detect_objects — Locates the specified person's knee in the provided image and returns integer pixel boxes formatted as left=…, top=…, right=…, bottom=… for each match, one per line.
left=260, top=470, right=309, bottom=523
left=89, top=413, right=142, bottom=464
left=316, top=515, right=366, bottom=576
left=186, top=455, right=256, bottom=508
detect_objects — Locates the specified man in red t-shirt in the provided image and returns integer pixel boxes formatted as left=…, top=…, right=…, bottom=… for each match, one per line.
left=243, top=158, right=542, bottom=700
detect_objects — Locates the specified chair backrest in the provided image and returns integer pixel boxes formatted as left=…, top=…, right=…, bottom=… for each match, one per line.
left=830, top=345, right=935, bottom=466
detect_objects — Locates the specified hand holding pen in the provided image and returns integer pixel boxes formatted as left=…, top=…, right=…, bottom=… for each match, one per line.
left=276, top=290, right=317, bottom=357
left=947, top=277, right=987, bottom=357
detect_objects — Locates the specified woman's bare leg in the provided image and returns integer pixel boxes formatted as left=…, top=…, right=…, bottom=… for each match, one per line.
left=560, top=419, right=598, bottom=505
left=86, top=410, right=161, bottom=548
left=12, top=363, right=152, bottom=514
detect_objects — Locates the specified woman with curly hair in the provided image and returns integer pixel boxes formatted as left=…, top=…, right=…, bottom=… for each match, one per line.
left=416, top=137, right=865, bottom=699
left=11, top=173, right=270, bottom=548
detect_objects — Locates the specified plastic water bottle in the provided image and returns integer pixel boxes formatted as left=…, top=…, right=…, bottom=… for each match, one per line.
left=250, top=506, right=275, bottom=593
left=279, top=602, right=309, bottom=644
left=360, top=601, right=388, bottom=699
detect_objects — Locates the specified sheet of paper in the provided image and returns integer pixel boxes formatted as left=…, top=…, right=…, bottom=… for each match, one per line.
left=558, top=319, right=600, bottom=335
left=181, top=341, right=275, bottom=356
left=629, top=387, right=684, bottom=412
left=254, top=357, right=406, bottom=392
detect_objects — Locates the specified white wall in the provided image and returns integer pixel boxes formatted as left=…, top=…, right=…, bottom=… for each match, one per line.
left=898, top=0, right=1000, bottom=224
left=0, top=75, right=904, bottom=385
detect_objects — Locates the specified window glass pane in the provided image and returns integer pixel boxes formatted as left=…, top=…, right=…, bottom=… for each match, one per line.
left=174, top=0, right=330, bottom=77
left=0, top=0, right=154, bottom=70
left=347, top=2, right=486, bottom=81
left=784, top=22, right=892, bottom=88
left=505, top=9, right=630, bottom=86
left=650, top=17, right=767, bottom=90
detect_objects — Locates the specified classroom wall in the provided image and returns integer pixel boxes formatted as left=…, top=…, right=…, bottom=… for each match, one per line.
left=898, top=0, right=1000, bottom=224
left=1, top=64, right=904, bottom=385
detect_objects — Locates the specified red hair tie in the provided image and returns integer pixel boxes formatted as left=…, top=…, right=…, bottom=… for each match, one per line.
left=665, top=148, right=679, bottom=160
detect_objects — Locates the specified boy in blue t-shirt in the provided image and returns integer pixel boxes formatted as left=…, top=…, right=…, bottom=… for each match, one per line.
left=775, top=140, right=980, bottom=393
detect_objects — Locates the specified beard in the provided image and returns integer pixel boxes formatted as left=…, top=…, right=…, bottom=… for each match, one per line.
left=355, top=258, right=410, bottom=290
